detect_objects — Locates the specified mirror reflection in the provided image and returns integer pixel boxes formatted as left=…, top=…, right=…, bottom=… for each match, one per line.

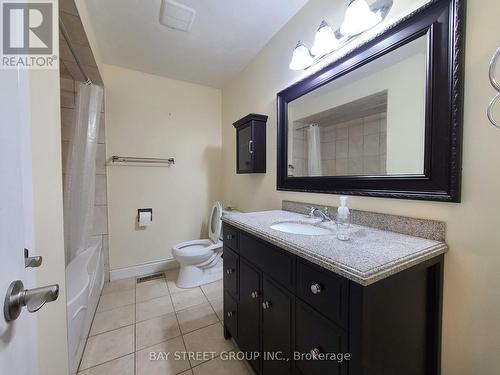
left=287, top=35, right=428, bottom=177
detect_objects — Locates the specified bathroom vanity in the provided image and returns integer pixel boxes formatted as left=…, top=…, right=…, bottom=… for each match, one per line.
left=222, top=210, right=446, bottom=375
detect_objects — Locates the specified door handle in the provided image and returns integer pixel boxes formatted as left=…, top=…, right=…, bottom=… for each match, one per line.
left=24, top=248, right=42, bottom=268
left=4, top=280, right=59, bottom=321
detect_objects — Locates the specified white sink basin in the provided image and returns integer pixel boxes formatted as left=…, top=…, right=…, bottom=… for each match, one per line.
left=270, top=221, right=333, bottom=236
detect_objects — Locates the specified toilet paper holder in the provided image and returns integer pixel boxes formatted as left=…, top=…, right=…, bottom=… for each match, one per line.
left=138, top=208, right=153, bottom=223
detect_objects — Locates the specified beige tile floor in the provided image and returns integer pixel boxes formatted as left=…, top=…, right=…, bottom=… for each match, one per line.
left=78, top=269, right=252, bottom=375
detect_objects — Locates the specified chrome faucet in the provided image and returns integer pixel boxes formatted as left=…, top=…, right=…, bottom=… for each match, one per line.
left=308, top=206, right=334, bottom=222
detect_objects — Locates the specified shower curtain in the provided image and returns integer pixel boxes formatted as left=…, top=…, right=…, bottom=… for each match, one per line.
left=64, top=83, right=103, bottom=264
left=307, top=124, right=323, bottom=176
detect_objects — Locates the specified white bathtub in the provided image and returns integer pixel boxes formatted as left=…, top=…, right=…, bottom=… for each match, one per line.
left=66, top=237, right=104, bottom=375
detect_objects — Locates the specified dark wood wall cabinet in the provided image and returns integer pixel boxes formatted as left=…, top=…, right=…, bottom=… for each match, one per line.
left=222, top=223, right=444, bottom=375
left=233, top=114, right=267, bottom=174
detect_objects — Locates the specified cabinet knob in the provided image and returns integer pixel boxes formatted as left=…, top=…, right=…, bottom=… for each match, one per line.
left=262, top=301, right=271, bottom=310
left=248, top=140, right=254, bottom=154
left=226, top=268, right=234, bottom=275
left=310, top=348, right=321, bottom=360
left=227, top=311, right=234, bottom=318
left=310, top=283, right=322, bottom=295
left=251, top=291, right=259, bottom=299
left=226, top=234, right=234, bottom=240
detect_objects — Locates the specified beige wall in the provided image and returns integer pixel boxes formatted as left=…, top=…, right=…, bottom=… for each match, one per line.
left=221, top=0, right=500, bottom=373
left=104, top=64, right=223, bottom=270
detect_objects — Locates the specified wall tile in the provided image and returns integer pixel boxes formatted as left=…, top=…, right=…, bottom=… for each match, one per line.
left=348, top=124, right=364, bottom=138
left=364, top=156, right=381, bottom=174
left=292, top=157, right=305, bottom=176
left=92, top=205, right=108, bottom=235
left=363, top=134, right=380, bottom=156
left=323, top=159, right=335, bottom=175
left=348, top=157, right=363, bottom=175
left=321, top=126, right=335, bottom=142
left=60, top=89, right=75, bottom=109
left=61, top=109, right=75, bottom=142
left=336, top=158, right=348, bottom=175
left=98, top=113, right=106, bottom=144
left=102, top=235, right=109, bottom=264
left=95, top=174, right=107, bottom=205
left=62, top=141, right=70, bottom=173
left=380, top=155, right=387, bottom=173
left=348, top=136, right=363, bottom=158
left=60, top=77, right=74, bottom=92
left=380, top=133, right=387, bottom=154
left=96, top=143, right=106, bottom=174
left=293, top=138, right=305, bottom=158
left=335, top=140, right=348, bottom=159
left=363, top=119, right=380, bottom=135
left=323, top=142, right=335, bottom=160
left=335, top=126, right=348, bottom=140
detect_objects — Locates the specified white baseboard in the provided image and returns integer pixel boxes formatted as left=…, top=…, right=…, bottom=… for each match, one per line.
left=109, top=258, right=179, bottom=281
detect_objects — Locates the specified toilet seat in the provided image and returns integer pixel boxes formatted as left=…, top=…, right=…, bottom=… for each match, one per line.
left=172, top=239, right=222, bottom=259
left=208, top=201, right=223, bottom=243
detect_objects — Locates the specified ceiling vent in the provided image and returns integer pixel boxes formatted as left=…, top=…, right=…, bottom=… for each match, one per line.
left=159, top=0, right=196, bottom=32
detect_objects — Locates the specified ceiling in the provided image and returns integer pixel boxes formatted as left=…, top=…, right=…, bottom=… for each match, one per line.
left=84, top=0, right=308, bottom=88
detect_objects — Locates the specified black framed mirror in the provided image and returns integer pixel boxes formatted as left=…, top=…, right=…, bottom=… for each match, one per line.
left=277, top=0, right=464, bottom=202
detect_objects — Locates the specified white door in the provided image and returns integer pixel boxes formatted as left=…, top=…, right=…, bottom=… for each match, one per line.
left=0, top=69, right=39, bottom=374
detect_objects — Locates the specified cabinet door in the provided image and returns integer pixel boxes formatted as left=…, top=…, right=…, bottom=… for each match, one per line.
left=238, top=259, right=262, bottom=374
left=223, top=291, right=238, bottom=339
left=262, top=277, right=292, bottom=375
left=237, top=123, right=253, bottom=173
left=223, top=246, right=239, bottom=299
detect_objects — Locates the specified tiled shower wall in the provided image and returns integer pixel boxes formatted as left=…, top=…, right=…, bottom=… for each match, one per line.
left=292, top=112, right=387, bottom=176
left=60, top=76, right=110, bottom=281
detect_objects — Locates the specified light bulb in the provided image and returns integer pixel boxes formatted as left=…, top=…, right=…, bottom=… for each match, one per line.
left=311, top=21, right=339, bottom=56
left=289, top=41, right=314, bottom=70
left=340, top=0, right=382, bottom=37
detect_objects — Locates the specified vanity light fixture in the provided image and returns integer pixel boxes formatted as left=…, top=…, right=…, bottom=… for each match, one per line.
left=311, top=21, right=339, bottom=56
left=289, top=0, right=392, bottom=71
left=340, top=0, right=383, bottom=37
left=289, top=41, right=314, bottom=71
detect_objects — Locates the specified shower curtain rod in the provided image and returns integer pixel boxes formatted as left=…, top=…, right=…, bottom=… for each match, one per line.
left=59, top=17, right=92, bottom=85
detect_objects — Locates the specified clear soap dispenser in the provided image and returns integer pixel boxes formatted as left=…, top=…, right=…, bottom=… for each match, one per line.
left=336, top=196, right=350, bottom=241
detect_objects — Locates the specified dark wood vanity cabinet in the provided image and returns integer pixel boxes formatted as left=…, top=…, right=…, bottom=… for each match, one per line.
left=233, top=114, right=267, bottom=174
left=222, top=223, right=444, bottom=375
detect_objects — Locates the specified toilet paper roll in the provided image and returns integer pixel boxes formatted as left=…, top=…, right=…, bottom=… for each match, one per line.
left=138, top=211, right=152, bottom=227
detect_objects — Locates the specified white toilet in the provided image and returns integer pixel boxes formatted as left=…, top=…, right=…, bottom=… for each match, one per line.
left=172, top=202, right=224, bottom=288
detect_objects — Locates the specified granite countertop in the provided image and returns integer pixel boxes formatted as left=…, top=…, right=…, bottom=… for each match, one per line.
left=222, top=210, right=448, bottom=286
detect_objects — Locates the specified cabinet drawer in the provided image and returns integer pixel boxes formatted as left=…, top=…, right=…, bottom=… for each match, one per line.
left=223, top=246, right=239, bottom=299
left=224, top=291, right=238, bottom=339
left=240, top=233, right=294, bottom=290
left=223, top=224, right=238, bottom=252
left=296, top=259, right=349, bottom=328
left=295, top=301, right=348, bottom=375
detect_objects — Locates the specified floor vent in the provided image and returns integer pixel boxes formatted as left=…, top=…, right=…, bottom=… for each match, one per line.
left=136, top=272, right=165, bottom=284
